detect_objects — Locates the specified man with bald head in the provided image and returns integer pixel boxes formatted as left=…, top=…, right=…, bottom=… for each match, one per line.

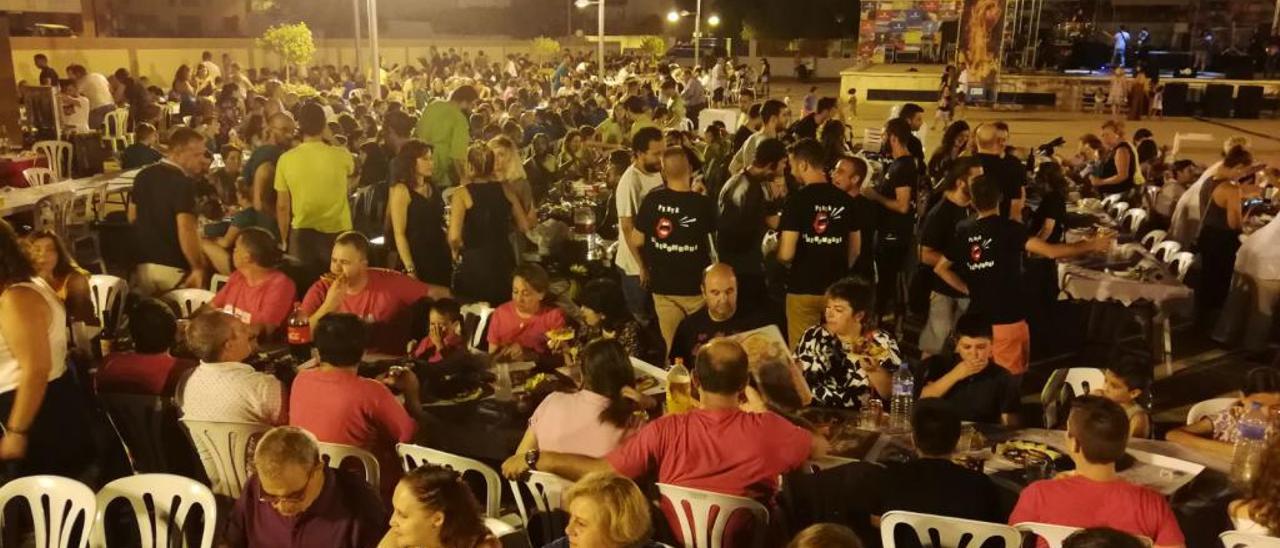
left=974, top=122, right=1026, bottom=222
left=669, top=264, right=771, bottom=364
left=631, top=147, right=717, bottom=354
left=516, top=338, right=826, bottom=504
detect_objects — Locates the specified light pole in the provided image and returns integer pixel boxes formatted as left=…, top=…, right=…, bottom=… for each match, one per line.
left=667, top=7, right=720, bottom=68
left=352, top=0, right=363, bottom=73
left=575, top=0, right=606, bottom=80
left=367, top=0, right=381, bottom=100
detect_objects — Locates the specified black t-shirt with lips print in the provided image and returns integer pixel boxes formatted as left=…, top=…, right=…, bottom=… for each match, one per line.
left=944, top=215, right=1030, bottom=324
left=636, top=187, right=717, bottom=296
left=780, top=182, right=859, bottom=295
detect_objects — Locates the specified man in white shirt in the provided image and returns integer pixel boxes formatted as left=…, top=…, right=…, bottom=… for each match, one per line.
left=615, top=126, right=666, bottom=325
left=200, top=51, right=222, bottom=81
left=58, top=80, right=90, bottom=133
left=179, top=310, right=285, bottom=426
left=1112, top=26, right=1131, bottom=67
left=1213, top=214, right=1280, bottom=354
left=729, top=99, right=789, bottom=174
left=66, top=64, right=113, bottom=130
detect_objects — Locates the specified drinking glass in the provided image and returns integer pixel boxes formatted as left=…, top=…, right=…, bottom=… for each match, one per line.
left=1024, top=454, right=1054, bottom=483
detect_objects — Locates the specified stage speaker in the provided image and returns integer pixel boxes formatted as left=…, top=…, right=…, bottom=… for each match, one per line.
left=1162, top=82, right=1190, bottom=116
left=1203, top=84, right=1234, bottom=118
left=1235, top=85, right=1263, bottom=119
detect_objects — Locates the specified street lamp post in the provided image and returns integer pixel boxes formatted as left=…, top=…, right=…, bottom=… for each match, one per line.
left=694, top=0, right=702, bottom=68
left=575, top=0, right=606, bottom=80
left=367, top=0, right=381, bottom=100
left=352, top=0, right=363, bottom=73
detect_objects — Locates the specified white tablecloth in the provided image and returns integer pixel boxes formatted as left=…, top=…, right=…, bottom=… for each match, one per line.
left=0, top=169, right=137, bottom=217
left=697, top=108, right=741, bottom=133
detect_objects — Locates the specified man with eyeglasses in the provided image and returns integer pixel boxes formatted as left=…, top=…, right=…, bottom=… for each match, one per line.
left=225, top=426, right=387, bottom=548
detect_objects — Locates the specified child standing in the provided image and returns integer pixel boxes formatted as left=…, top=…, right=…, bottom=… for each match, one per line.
left=1151, top=84, right=1165, bottom=119
left=1095, top=361, right=1152, bottom=438
left=933, top=86, right=954, bottom=130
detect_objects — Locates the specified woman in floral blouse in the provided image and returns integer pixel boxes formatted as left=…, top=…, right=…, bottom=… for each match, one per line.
left=795, top=278, right=902, bottom=409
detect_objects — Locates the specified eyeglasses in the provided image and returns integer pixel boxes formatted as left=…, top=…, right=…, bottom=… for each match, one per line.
left=259, top=466, right=319, bottom=506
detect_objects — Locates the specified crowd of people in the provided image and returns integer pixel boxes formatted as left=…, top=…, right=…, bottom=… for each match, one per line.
left=1, top=45, right=1278, bottom=548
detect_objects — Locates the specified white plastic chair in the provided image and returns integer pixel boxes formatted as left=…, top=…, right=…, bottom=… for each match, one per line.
left=1040, top=367, right=1106, bottom=427
left=0, top=475, right=96, bottom=548
left=1170, top=251, right=1195, bottom=282
left=1101, top=193, right=1124, bottom=209
left=1221, top=531, right=1280, bottom=548
left=1152, top=240, right=1182, bottom=263
left=209, top=274, right=229, bottom=294
left=485, top=518, right=519, bottom=541
left=93, top=474, right=217, bottom=548
left=396, top=443, right=503, bottom=518
left=34, top=140, right=73, bottom=181
left=460, top=302, right=494, bottom=350
left=102, top=109, right=132, bottom=153
left=1120, top=207, right=1148, bottom=233
left=161, top=288, right=216, bottom=318
left=1016, top=522, right=1081, bottom=548
left=316, top=442, right=381, bottom=490
left=657, top=483, right=770, bottom=548
left=882, top=511, right=1021, bottom=548
left=1109, top=201, right=1131, bottom=219
left=180, top=419, right=270, bottom=500
left=89, top=274, right=129, bottom=338
left=862, top=127, right=885, bottom=151
left=23, top=167, right=56, bottom=187
left=1140, top=229, right=1168, bottom=250
left=509, top=471, right=574, bottom=546
left=1187, top=397, right=1237, bottom=425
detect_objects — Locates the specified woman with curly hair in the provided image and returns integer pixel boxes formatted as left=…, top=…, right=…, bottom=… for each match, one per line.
left=1230, top=435, right=1280, bottom=535
left=379, top=464, right=500, bottom=548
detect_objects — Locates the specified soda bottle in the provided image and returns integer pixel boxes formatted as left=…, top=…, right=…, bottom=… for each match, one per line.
left=1231, top=402, right=1269, bottom=490
left=287, top=303, right=313, bottom=363
left=889, top=363, right=915, bottom=432
left=666, top=358, right=693, bottom=414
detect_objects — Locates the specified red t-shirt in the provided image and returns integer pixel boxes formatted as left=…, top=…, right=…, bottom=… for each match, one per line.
left=96, top=352, right=196, bottom=396
left=288, top=368, right=417, bottom=497
left=485, top=302, right=566, bottom=356
left=302, top=269, right=433, bottom=355
left=211, top=270, right=296, bottom=331
left=606, top=408, right=812, bottom=500
left=1009, top=475, right=1185, bottom=547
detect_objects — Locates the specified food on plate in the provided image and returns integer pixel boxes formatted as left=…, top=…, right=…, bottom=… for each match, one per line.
left=546, top=328, right=576, bottom=342
left=996, top=439, right=1064, bottom=465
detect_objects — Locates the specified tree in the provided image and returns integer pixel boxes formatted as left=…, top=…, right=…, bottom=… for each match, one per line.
left=257, top=22, right=316, bottom=81
left=640, top=36, right=669, bottom=60
left=531, top=36, right=563, bottom=61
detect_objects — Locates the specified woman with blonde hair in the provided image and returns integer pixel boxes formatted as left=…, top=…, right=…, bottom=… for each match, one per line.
left=450, top=143, right=532, bottom=304
left=543, top=472, right=659, bottom=548
left=487, top=135, right=536, bottom=224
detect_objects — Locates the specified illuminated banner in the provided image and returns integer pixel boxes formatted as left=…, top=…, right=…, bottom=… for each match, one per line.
left=957, top=0, right=1004, bottom=80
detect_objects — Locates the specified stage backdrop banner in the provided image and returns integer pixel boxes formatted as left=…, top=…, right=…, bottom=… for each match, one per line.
left=957, top=0, right=1004, bottom=81
left=856, top=0, right=961, bottom=64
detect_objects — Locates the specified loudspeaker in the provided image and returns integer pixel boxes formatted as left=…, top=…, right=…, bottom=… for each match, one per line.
left=1203, top=84, right=1233, bottom=118
left=1235, top=85, right=1263, bottom=119
left=1162, top=82, right=1189, bottom=116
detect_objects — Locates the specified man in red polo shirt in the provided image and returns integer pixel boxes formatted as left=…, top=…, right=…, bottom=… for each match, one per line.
left=518, top=338, right=826, bottom=499
left=302, top=231, right=450, bottom=355
left=1009, top=396, right=1185, bottom=548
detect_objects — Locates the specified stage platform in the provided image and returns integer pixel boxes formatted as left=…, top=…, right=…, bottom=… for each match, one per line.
left=840, top=64, right=1280, bottom=116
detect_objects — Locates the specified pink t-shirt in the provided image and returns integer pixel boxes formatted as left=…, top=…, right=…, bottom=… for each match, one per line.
left=96, top=352, right=196, bottom=396
left=288, top=368, right=417, bottom=496
left=606, top=408, right=812, bottom=500
left=530, top=390, right=635, bottom=457
left=486, top=302, right=566, bottom=356
left=1009, top=475, right=1185, bottom=547
left=302, top=269, right=433, bottom=355
left=211, top=270, right=296, bottom=331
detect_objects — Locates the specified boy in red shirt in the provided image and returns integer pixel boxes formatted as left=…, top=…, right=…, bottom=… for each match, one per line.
left=1009, top=396, right=1185, bottom=548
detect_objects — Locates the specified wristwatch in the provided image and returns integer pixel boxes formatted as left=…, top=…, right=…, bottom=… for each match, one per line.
left=524, top=449, right=540, bottom=471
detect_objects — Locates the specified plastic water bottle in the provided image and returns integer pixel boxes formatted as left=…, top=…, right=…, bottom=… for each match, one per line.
left=889, top=364, right=915, bottom=431
left=1230, top=402, right=1269, bottom=489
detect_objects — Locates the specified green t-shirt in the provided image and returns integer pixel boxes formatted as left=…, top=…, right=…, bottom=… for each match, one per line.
left=414, top=99, right=469, bottom=188
left=274, top=140, right=354, bottom=233
left=597, top=118, right=624, bottom=146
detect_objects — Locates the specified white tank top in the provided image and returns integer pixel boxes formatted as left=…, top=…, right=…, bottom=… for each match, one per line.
left=0, top=279, right=68, bottom=393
